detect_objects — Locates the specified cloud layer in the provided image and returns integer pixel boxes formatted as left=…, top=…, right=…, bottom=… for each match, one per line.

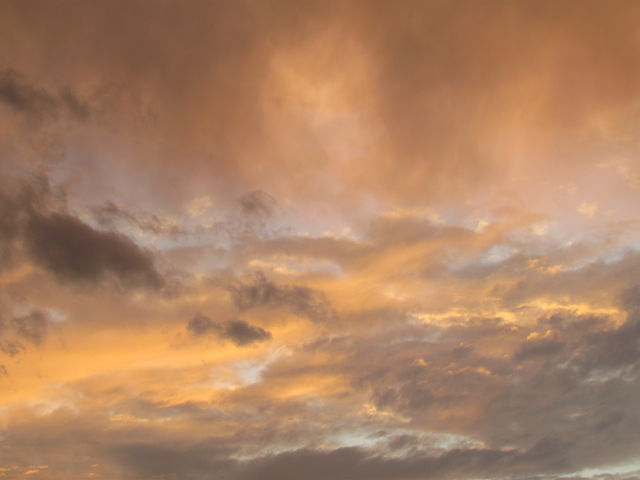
left=2, top=2, right=640, bottom=480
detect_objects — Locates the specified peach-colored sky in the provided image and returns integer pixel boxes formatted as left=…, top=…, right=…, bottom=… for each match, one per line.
left=2, top=1, right=640, bottom=479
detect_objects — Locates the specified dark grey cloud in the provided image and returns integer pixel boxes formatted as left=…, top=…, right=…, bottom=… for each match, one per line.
left=0, top=175, right=55, bottom=268
left=0, top=69, right=56, bottom=115
left=499, top=252, right=640, bottom=309
left=0, top=175, right=165, bottom=291
left=238, top=191, right=277, bottom=220
left=0, top=69, right=90, bottom=121
left=229, top=190, right=279, bottom=238
left=0, top=412, right=575, bottom=480
left=0, top=314, right=25, bottom=357
left=25, top=211, right=164, bottom=290
left=283, top=308, right=640, bottom=473
left=236, top=440, right=572, bottom=480
left=13, top=309, right=50, bottom=345
left=0, top=175, right=172, bottom=290
left=0, top=409, right=574, bottom=480
left=0, top=309, right=50, bottom=362
left=0, top=338, right=24, bottom=357
left=201, top=190, right=281, bottom=240
left=229, top=271, right=335, bottom=323
left=109, top=439, right=235, bottom=480
left=513, top=335, right=565, bottom=362
left=224, top=319, right=272, bottom=346
left=187, top=312, right=221, bottom=336
left=0, top=191, right=22, bottom=267
left=92, top=201, right=186, bottom=237
left=2, top=399, right=573, bottom=480
left=620, top=285, right=640, bottom=313
left=187, top=313, right=271, bottom=347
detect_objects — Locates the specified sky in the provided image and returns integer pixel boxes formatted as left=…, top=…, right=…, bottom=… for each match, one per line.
left=2, top=1, right=640, bottom=479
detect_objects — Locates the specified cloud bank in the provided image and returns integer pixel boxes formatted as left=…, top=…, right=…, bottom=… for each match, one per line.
left=2, top=2, right=640, bottom=480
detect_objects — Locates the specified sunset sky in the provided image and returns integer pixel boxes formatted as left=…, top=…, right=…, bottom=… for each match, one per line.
left=2, top=1, right=640, bottom=479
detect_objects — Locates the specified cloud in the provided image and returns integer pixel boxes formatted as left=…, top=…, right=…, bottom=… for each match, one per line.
left=224, top=319, right=272, bottom=346
left=13, top=309, right=50, bottom=345
left=228, top=271, right=335, bottom=323
left=92, top=201, right=186, bottom=237
left=513, top=331, right=565, bottom=362
left=620, top=285, right=640, bottom=313
left=0, top=406, right=574, bottom=480
left=233, top=438, right=576, bottom=480
left=0, top=309, right=50, bottom=365
left=237, top=191, right=277, bottom=221
left=0, top=69, right=90, bottom=121
left=25, top=211, right=164, bottom=289
left=281, top=306, right=640, bottom=472
left=187, top=313, right=221, bottom=337
left=0, top=191, right=22, bottom=267
left=0, top=175, right=166, bottom=291
left=108, top=439, right=235, bottom=480
left=187, top=313, right=271, bottom=347
left=0, top=339, right=24, bottom=357
left=2, top=2, right=640, bottom=479
left=3, top=0, right=640, bottom=210
left=0, top=176, right=53, bottom=269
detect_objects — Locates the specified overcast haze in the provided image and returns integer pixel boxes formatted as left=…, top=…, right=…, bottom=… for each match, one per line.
left=2, top=1, right=640, bottom=479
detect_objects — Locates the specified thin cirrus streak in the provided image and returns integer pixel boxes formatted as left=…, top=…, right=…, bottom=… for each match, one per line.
left=1, top=1, right=640, bottom=479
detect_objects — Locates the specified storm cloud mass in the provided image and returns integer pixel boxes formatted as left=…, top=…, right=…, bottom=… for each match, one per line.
left=2, top=1, right=640, bottom=479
